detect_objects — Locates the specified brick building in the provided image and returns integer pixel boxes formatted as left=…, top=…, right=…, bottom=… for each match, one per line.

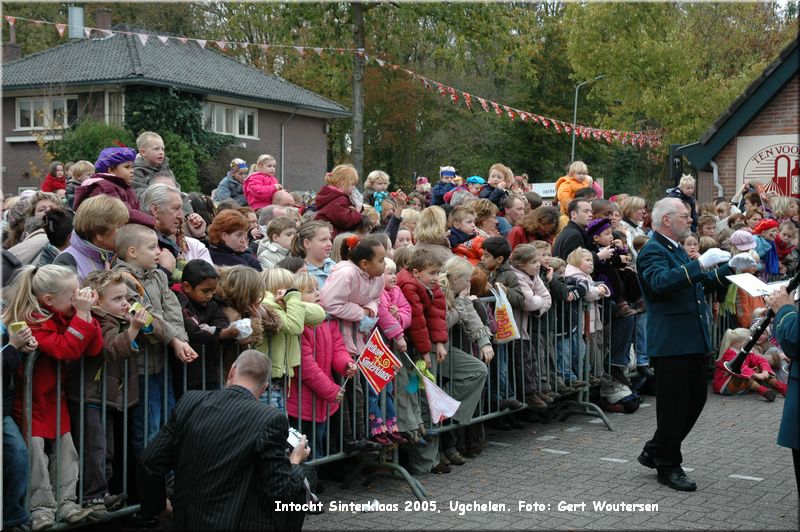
left=680, top=37, right=799, bottom=202
left=1, top=14, right=349, bottom=195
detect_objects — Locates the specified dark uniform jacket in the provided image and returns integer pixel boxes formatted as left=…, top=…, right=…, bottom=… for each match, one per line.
left=141, top=385, right=311, bottom=530
left=636, top=231, right=732, bottom=357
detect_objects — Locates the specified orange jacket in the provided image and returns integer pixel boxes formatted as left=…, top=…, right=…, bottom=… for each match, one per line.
left=555, top=174, right=593, bottom=214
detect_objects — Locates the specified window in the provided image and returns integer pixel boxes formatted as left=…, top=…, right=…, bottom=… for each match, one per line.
left=15, top=96, right=78, bottom=130
left=106, top=92, right=125, bottom=126
left=203, top=102, right=257, bottom=138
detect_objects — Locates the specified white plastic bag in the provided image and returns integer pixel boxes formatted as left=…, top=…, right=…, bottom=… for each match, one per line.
left=489, top=286, right=520, bottom=344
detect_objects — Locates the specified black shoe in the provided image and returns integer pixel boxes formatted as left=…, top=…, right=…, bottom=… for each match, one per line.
left=431, top=462, right=451, bottom=474
left=498, top=398, right=525, bottom=411
left=508, top=414, right=526, bottom=429
left=657, top=469, right=697, bottom=492
left=637, top=450, right=656, bottom=469
left=344, top=439, right=382, bottom=452
left=488, top=417, right=513, bottom=431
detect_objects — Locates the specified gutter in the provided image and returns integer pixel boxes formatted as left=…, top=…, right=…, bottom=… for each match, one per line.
left=280, top=109, right=298, bottom=187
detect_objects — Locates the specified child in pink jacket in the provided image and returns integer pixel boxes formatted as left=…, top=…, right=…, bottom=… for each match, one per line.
left=243, top=154, right=281, bottom=209
left=372, top=258, right=411, bottom=445
left=286, top=319, right=356, bottom=459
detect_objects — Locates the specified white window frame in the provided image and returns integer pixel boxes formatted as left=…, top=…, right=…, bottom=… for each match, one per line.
left=104, top=91, right=125, bottom=126
left=203, top=102, right=258, bottom=139
left=15, top=96, right=78, bottom=131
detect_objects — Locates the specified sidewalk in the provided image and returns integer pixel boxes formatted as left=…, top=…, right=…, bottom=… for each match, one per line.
left=306, top=386, right=799, bottom=530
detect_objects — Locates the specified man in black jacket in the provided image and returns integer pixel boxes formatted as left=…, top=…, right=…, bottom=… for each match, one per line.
left=142, top=350, right=314, bottom=530
left=553, top=199, right=615, bottom=264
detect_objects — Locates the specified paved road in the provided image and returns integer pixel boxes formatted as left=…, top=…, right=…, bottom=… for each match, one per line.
left=306, top=386, right=799, bottom=530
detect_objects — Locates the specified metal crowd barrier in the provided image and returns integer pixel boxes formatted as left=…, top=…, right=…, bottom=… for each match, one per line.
left=16, top=275, right=761, bottom=525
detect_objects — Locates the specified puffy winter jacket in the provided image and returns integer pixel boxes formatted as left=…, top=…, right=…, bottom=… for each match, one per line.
left=396, top=268, right=447, bottom=356
left=377, top=286, right=412, bottom=341
left=314, top=185, right=363, bottom=237
left=509, top=265, right=552, bottom=339
left=286, top=321, right=353, bottom=423
left=243, top=172, right=280, bottom=210
left=555, top=174, right=593, bottom=214
left=73, top=173, right=157, bottom=228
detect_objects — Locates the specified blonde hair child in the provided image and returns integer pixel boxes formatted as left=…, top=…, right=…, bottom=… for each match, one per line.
left=713, top=328, right=786, bottom=400
left=2, top=265, right=103, bottom=526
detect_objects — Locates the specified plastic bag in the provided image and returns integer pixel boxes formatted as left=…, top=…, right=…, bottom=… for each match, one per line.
left=489, top=286, right=520, bottom=344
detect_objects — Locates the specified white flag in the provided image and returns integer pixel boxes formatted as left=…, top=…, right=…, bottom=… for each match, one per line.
left=424, top=377, right=461, bottom=424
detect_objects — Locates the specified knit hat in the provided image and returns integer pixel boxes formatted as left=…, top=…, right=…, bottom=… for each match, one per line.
left=586, top=217, right=612, bottom=238
left=466, top=176, right=486, bottom=185
left=439, top=166, right=456, bottom=178
left=94, top=147, right=137, bottom=173
left=729, top=229, right=757, bottom=251
left=416, top=176, right=429, bottom=186
left=752, top=218, right=779, bottom=235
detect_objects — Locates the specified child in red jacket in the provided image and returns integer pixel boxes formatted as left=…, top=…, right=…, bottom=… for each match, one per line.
left=41, top=160, right=67, bottom=197
left=243, top=154, right=282, bottom=209
left=314, top=164, right=364, bottom=237
left=713, top=328, right=787, bottom=400
left=3, top=265, right=103, bottom=529
left=396, top=248, right=448, bottom=474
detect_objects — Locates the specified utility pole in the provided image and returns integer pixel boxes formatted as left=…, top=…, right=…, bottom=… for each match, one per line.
left=351, top=2, right=365, bottom=179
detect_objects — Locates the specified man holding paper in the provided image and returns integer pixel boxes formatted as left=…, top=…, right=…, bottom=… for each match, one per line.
left=636, top=197, right=756, bottom=492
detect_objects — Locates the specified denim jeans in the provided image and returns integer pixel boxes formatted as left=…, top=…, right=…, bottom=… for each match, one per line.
left=635, top=312, right=650, bottom=367
left=260, top=380, right=286, bottom=414
left=3, top=416, right=29, bottom=527
left=556, top=331, right=584, bottom=383
left=489, top=343, right=511, bottom=407
left=131, top=368, right=175, bottom=458
left=368, top=381, right=398, bottom=435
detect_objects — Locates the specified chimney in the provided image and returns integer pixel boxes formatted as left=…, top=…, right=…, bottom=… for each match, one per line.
left=94, top=8, right=112, bottom=32
left=68, top=6, right=84, bottom=39
left=2, top=24, right=21, bottom=63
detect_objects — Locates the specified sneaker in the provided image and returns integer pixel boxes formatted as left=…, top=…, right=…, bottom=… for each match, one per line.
left=58, top=502, right=93, bottom=524
left=387, top=431, right=408, bottom=444
left=85, top=502, right=108, bottom=522
left=104, top=493, right=128, bottom=512
left=31, top=515, right=54, bottom=532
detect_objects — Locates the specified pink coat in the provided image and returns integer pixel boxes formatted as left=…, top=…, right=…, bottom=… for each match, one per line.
left=378, top=286, right=412, bottom=341
left=319, top=260, right=383, bottom=355
left=509, top=265, right=552, bottom=339
left=242, top=172, right=279, bottom=209
left=286, top=322, right=352, bottom=422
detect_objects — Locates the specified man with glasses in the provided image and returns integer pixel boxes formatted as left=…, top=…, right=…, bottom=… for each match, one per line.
left=636, top=197, right=756, bottom=491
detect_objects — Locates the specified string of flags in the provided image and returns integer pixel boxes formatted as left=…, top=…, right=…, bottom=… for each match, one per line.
left=360, top=53, right=663, bottom=149
left=4, top=14, right=664, bottom=149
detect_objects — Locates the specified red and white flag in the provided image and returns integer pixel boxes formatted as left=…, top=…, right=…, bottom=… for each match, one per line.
left=356, top=330, right=402, bottom=394
left=55, top=23, right=66, bottom=37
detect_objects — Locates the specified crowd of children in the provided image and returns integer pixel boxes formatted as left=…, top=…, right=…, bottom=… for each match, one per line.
left=2, top=133, right=798, bottom=529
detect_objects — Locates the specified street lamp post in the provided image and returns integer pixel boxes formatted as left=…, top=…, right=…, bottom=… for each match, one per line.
left=571, top=74, right=606, bottom=162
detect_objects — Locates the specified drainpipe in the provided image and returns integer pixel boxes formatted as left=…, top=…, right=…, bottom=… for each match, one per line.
left=709, top=159, right=723, bottom=198
left=279, top=109, right=298, bottom=187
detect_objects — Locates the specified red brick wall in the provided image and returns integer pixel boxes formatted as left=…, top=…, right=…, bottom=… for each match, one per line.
left=711, top=73, right=799, bottom=200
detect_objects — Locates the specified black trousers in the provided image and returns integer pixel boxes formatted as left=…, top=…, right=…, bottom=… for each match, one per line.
left=644, top=354, right=708, bottom=470
left=793, top=449, right=800, bottom=499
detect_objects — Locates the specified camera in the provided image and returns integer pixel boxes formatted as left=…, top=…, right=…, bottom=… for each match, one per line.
left=287, top=427, right=303, bottom=448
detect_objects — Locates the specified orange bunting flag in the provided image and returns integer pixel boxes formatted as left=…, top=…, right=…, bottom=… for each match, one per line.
left=356, top=329, right=402, bottom=395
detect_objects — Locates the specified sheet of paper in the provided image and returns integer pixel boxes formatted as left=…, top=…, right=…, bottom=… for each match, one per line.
left=725, top=273, right=786, bottom=297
